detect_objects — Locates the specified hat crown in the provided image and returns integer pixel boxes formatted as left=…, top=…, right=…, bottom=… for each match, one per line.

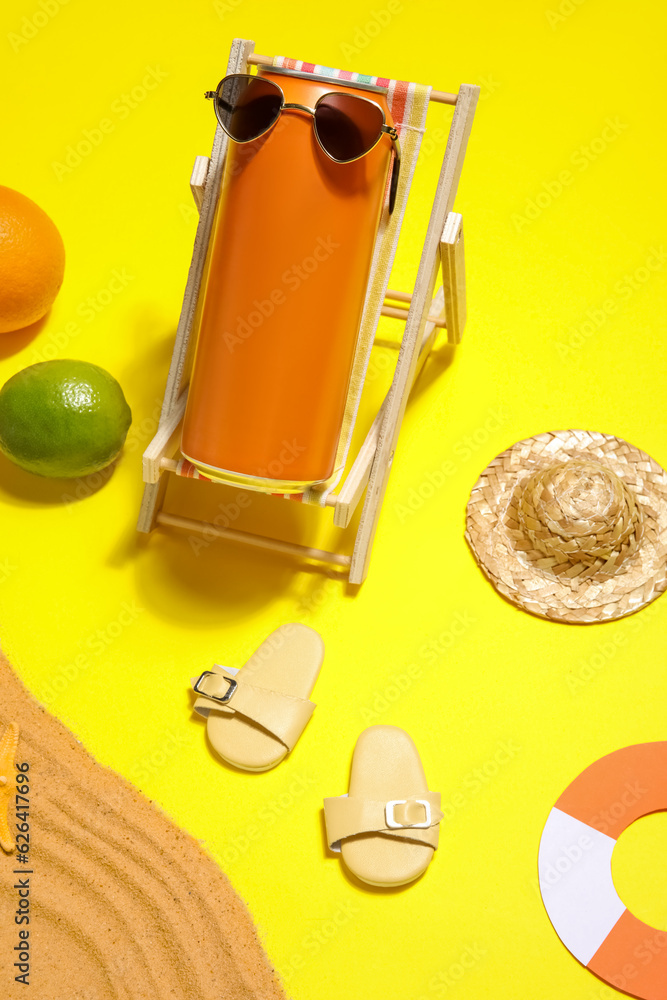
left=515, top=460, right=643, bottom=576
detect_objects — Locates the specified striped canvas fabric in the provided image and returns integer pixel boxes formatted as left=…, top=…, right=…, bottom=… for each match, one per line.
left=272, top=56, right=396, bottom=89
left=175, top=458, right=212, bottom=481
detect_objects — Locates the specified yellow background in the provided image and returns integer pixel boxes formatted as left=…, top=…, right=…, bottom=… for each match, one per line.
left=1, top=1, right=666, bottom=997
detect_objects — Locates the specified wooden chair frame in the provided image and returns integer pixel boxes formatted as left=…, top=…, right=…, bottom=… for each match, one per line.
left=137, top=37, right=479, bottom=585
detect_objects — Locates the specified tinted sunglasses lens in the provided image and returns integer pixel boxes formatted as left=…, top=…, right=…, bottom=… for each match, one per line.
left=314, top=93, right=384, bottom=161
left=215, top=75, right=282, bottom=142
left=389, top=151, right=400, bottom=214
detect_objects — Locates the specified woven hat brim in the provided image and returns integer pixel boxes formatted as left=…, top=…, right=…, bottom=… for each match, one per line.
left=465, top=430, right=667, bottom=624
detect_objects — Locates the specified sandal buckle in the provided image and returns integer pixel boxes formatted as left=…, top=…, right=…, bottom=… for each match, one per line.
left=385, top=798, right=431, bottom=829
left=194, top=671, right=238, bottom=704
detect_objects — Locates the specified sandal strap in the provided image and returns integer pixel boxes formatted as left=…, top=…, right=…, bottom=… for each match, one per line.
left=192, top=666, right=315, bottom=751
left=323, top=792, right=443, bottom=852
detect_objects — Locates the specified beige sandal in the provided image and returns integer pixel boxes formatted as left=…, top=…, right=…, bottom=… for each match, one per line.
left=192, top=624, right=324, bottom=772
left=324, top=726, right=442, bottom=887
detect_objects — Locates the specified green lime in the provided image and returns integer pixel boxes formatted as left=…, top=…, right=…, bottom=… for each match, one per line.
left=0, top=359, right=132, bottom=478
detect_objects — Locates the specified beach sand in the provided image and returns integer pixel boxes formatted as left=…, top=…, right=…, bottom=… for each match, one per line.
left=0, top=653, right=286, bottom=1000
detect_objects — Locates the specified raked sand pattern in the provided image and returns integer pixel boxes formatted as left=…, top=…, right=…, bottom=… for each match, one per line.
left=0, top=653, right=286, bottom=1000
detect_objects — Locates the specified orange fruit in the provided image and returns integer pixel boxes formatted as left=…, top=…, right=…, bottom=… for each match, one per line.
left=0, top=186, right=65, bottom=334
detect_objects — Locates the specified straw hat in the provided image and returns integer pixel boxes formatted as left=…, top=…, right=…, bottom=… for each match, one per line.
left=465, top=430, right=667, bottom=623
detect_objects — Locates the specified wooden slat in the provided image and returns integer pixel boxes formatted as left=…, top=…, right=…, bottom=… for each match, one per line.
left=385, top=289, right=412, bottom=304
left=333, top=287, right=445, bottom=528
left=137, top=476, right=169, bottom=533
left=156, top=512, right=351, bottom=567
left=189, top=155, right=210, bottom=211
left=160, top=37, right=255, bottom=420
left=441, top=212, right=466, bottom=344
left=348, top=84, right=479, bottom=584
left=333, top=403, right=387, bottom=530
left=381, top=303, right=445, bottom=328
left=142, top=391, right=187, bottom=484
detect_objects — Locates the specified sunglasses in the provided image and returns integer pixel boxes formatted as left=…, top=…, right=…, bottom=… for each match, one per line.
left=205, top=73, right=401, bottom=213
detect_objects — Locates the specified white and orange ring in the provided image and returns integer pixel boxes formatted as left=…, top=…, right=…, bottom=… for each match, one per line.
left=539, top=742, right=667, bottom=1000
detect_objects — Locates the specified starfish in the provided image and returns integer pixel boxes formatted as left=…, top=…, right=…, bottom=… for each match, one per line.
left=0, top=722, right=19, bottom=853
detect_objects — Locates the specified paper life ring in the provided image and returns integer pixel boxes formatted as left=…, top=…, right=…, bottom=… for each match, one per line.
left=539, top=743, right=667, bottom=1000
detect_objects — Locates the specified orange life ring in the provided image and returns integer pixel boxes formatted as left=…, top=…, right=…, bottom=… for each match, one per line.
left=539, top=743, right=667, bottom=1000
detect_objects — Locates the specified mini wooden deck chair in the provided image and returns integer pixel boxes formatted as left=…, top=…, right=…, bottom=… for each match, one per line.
left=138, top=37, right=479, bottom=584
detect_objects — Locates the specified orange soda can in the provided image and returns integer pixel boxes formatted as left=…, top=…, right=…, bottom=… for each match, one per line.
left=181, top=67, right=395, bottom=493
